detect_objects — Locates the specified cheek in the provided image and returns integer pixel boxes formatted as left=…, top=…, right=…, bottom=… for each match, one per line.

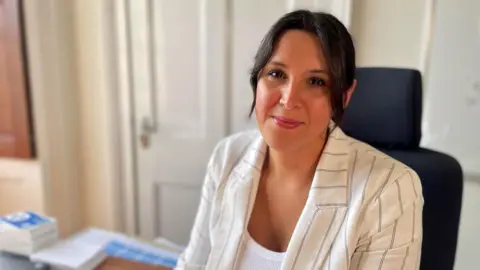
left=307, top=98, right=332, bottom=127
left=255, top=82, right=280, bottom=122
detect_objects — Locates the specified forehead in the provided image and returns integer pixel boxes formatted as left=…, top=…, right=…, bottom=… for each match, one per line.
left=270, top=30, right=327, bottom=70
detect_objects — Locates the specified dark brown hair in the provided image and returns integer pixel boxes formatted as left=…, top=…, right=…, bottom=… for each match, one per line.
left=249, top=10, right=356, bottom=124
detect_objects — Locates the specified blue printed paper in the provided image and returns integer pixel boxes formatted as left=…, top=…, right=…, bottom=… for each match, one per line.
left=0, top=212, right=49, bottom=229
left=104, top=240, right=178, bottom=268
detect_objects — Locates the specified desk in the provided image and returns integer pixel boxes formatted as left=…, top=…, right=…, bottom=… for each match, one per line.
left=97, top=257, right=172, bottom=270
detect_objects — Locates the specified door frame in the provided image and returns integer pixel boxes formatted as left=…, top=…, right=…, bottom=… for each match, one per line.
left=109, top=0, right=139, bottom=235
left=73, top=0, right=139, bottom=235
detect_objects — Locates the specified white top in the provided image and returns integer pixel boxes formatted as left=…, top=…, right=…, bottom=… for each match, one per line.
left=237, top=232, right=285, bottom=270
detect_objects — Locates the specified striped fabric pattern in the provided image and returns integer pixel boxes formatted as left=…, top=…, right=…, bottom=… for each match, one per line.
left=176, top=126, right=423, bottom=270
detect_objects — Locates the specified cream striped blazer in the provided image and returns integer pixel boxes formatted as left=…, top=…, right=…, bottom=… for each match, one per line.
left=176, top=127, right=423, bottom=270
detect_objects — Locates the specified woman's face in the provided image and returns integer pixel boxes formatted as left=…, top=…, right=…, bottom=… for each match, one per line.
left=255, top=30, right=332, bottom=153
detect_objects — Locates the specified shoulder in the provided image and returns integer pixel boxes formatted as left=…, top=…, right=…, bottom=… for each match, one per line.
left=207, top=129, right=261, bottom=176
left=340, top=133, right=423, bottom=239
left=344, top=134, right=422, bottom=207
left=211, top=129, right=261, bottom=163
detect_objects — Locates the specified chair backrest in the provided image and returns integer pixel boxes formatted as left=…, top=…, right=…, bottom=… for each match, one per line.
left=341, top=67, right=463, bottom=270
left=341, top=67, right=423, bottom=149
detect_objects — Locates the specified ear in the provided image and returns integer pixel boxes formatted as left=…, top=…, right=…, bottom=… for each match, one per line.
left=343, top=79, right=357, bottom=108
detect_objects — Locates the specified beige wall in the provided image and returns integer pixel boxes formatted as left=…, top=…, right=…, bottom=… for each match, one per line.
left=74, top=0, right=122, bottom=232
left=22, top=0, right=83, bottom=237
left=0, top=159, right=45, bottom=215
left=351, top=0, right=431, bottom=70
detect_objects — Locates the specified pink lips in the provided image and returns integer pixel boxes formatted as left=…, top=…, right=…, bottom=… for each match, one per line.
left=272, top=116, right=303, bottom=129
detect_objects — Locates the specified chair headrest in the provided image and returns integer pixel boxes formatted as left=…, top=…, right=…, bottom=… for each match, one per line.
left=341, top=67, right=422, bottom=149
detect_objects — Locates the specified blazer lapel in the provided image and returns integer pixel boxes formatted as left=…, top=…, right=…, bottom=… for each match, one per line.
left=282, top=126, right=353, bottom=270
left=207, top=133, right=267, bottom=270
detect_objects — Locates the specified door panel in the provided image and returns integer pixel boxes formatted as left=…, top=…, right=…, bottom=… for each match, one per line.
left=155, top=184, right=202, bottom=244
left=157, top=1, right=203, bottom=135
left=129, top=0, right=227, bottom=241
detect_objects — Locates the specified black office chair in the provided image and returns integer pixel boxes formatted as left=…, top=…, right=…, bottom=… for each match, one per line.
left=341, top=67, right=463, bottom=270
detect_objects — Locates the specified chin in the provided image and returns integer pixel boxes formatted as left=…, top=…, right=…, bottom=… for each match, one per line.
left=260, top=125, right=304, bottom=152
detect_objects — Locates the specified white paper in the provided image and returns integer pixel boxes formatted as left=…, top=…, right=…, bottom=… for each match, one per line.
left=30, top=234, right=106, bottom=269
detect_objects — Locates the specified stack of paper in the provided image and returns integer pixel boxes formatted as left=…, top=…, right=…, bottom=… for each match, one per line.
left=30, top=236, right=106, bottom=270
left=0, top=211, right=58, bottom=256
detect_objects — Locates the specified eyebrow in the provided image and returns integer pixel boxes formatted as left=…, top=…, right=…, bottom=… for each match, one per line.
left=269, top=60, right=329, bottom=75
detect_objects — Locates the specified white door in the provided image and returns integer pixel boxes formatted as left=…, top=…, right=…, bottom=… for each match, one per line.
left=127, top=0, right=228, bottom=242
left=127, top=0, right=353, bottom=244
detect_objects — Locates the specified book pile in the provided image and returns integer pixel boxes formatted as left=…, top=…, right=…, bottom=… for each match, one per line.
left=0, top=211, right=58, bottom=256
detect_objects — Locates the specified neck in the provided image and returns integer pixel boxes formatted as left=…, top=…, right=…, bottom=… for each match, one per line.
left=266, top=134, right=327, bottom=187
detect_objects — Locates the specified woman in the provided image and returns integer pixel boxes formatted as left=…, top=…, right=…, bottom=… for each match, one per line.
left=177, top=10, right=423, bottom=270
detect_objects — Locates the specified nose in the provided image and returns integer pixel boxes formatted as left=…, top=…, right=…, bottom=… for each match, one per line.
left=280, top=82, right=301, bottom=109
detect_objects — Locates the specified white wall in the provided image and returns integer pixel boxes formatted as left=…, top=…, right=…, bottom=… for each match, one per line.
left=351, top=0, right=431, bottom=70
left=422, top=0, right=480, bottom=175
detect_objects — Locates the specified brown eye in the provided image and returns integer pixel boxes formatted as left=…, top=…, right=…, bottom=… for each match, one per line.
left=309, top=77, right=326, bottom=87
left=267, top=69, right=286, bottom=79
